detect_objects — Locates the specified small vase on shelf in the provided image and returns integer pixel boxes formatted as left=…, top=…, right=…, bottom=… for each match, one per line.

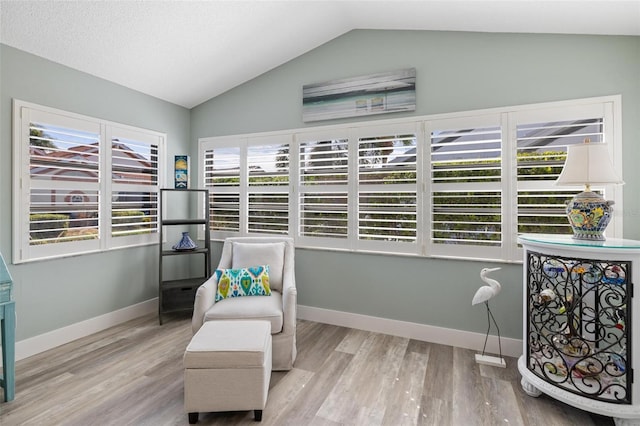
left=172, top=231, right=197, bottom=251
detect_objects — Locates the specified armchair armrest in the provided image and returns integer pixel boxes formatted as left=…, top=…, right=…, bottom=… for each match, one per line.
left=281, top=274, right=297, bottom=335
left=191, top=276, right=218, bottom=334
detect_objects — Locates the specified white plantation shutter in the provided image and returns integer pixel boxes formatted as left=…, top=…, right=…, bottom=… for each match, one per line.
left=110, top=127, right=161, bottom=246
left=356, top=124, right=419, bottom=252
left=198, top=96, right=621, bottom=262
left=428, top=115, right=503, bottom=258
left=14, top=101, right=165, bottom=263
left=200, top=135, right=292, bottom=238
left=29, top=121, right=100, bottom=184
left=203, top=145, right=241, bottom=235
left=111, top=190, right=157, bottom=236
left=299, top=192, right=349, bottom=238
left=297, top=131, right=349, bottom=248
left=21, top=109, right=102, bottom=260
left=247, top=137, right=290, bottom=235
left=515, top=103, right=613, bottom=239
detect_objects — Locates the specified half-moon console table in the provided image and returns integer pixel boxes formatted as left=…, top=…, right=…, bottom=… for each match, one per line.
left=518, top=234, right=640, bottom=425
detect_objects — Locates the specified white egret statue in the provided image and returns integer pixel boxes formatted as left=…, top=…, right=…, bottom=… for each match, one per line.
left=472, top=267, right=506, bottom=368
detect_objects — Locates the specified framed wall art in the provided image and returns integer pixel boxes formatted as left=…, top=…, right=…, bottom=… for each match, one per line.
left=174, top=155, right=189, bottom=189
left=302, top=68, right=416, bottom=122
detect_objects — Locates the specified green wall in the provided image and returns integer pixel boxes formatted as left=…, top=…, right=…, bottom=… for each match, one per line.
left=192, top=30, right=640, bottom=339
left=0, top=44, right=192, bottom=340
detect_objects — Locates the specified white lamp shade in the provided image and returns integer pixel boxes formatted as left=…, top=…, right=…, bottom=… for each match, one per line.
left=555, top=142, right=624, bottom=187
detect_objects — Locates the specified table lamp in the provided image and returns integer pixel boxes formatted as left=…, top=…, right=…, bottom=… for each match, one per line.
left=554, top=138, right=624, bottom=241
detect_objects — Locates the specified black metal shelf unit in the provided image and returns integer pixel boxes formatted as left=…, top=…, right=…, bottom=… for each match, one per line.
left=158, top=188, right=211, bottom=324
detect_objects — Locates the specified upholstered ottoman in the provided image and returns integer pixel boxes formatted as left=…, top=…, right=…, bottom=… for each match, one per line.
left=184, top=320, right=272, bottom=423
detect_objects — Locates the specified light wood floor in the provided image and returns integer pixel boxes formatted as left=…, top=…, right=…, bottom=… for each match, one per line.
left=0, top=313, right=615, bottom=426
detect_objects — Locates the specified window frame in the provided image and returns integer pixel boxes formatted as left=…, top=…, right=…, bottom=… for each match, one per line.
left=200, top=136, right=243, bottom=238
left=108, top=125, right=162, bottom=249
left=198, top=95, right=623, bottom=263
left=425, top=113, right=506, bottom=260
left=508, top=100, right=620, bottom=260
left=354, top=122, right=423, bottom=254
left=246, top=134, right=292, bottom=236
left=12, top=99, right=166, bottom=264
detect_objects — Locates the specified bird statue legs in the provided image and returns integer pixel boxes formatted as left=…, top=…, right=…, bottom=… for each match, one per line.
left=475, top=300, right=507, bottom=368
left=480, top=300, right=502, bottom=359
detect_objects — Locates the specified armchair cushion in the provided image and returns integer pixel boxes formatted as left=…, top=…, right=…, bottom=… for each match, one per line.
left=232, top=242, right=285, bottom=292
left=213, top=265, right=271, bottom=301
left=204, top=290, right=283, bottom=334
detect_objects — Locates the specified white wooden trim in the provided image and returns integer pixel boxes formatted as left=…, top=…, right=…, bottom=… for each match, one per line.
left=0, top=298, right=157, bottom=365
left=3, top=300, right=523, bottom=367
left=298, top=304, right=523, bottom=358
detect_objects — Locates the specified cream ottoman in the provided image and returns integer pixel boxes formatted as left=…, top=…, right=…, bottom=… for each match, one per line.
left=184, top=320, right=272, bottom=423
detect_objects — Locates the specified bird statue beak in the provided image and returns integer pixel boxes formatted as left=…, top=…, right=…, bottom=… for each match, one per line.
left=486, top=267, right=501, bottom=273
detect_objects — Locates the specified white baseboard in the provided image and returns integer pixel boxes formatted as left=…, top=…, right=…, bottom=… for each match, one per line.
left=5, top=298, right=158, bottom=365
left=3, top=300, right=521, bottom=367
left=297, top=305, right=523, bottom=358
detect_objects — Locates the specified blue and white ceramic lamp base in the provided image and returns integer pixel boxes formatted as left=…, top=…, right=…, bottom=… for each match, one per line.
left=565, top=191, right=614, bottom=241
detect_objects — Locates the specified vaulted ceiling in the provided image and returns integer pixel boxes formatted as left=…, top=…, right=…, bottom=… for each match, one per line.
left=1, top=1, right=639, bottom=109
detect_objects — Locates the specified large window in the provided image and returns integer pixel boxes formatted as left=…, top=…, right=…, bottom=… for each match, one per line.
left=13, top=100, right=165, bottom=263
left=199, top=96, right=622, bottom=262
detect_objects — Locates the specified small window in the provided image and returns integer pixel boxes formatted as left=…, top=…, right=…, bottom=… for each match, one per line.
left=516, top=117, right=605, bottom=235
left=247, top=139, right=290, bottom=235
left=298, top=136, right=349, bottom=243
left=203, top=145, right=241, bottom=234
left=110, top=128, right=160, bottom=244
left=28, top=119, right=101, bottom=248
left=357, top=127, right=418, bottom=249
left=428, top=118, right=503, bottom=258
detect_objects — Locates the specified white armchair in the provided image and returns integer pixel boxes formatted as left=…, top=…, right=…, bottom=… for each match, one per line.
left=192, top=237, right=297, bottom=371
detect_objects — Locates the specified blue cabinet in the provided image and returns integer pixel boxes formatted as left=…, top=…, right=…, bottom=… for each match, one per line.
left=0, top=253, right=15, bottom=402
